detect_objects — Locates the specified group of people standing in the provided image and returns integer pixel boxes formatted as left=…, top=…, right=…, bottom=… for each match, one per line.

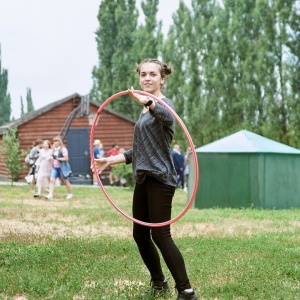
left=26, top=136, right=73, bottom=200
left=93, top=141, right=127, bottom=186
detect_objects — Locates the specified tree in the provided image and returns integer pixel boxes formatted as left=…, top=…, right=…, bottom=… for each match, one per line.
left=163, top=0, right=300, bottom=147
left=133, top=0, right=162, bottom=61
left=20, top=96, right=25, bottom=117
left=90, top=0, right=300, bottom=147
left=91, top=0, right=138, bottom=119
left=287, top=0, right=300, bottom=147
left=163, top=0, right=218, bottom=147
left=162, top=1, right=196, bottom=146
left=26, top=87, right=34, bottom=113
left=91, top=0, right=118, bottom=103
left=109, top=0, right=140, bottom=119
left=0, top=45, right=11, bottom=126
left=0, top=127, right=27, bottom=185
left=91, top=0, right=162, bottom=120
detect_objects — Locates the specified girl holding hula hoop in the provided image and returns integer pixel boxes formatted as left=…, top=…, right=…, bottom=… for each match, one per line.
left=94, top=59, right=198, bottom=300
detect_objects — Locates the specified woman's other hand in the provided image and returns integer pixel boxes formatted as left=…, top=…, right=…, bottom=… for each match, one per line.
left=91, top=158, right=109, bottom=174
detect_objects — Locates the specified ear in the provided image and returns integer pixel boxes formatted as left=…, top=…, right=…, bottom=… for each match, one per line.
left=161, top=78, right=165, bottom=85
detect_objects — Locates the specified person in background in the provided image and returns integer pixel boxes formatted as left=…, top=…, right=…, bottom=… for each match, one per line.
left=172, top=144, right=185, bottom=189
left=26, top=138, right=43, bottom=194
left=93, top=139, right=101, bottom=186
left=98, top=143, right=105, bottom=158
left=93, top=58, right=198, bottom=300
left=45, top=136, right=73, bottom=200
left=117, top=147, right=127, bottom=186
left=107, top=144, right=120, bottom=185
left=34, top=140, right=53, bottom=197
left=183, top=146, right=191, bottom=191
left=107, top=144, right=119, bottom=157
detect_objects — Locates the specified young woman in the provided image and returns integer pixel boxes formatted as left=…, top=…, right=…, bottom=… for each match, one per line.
left=45, top=136, right=73, bottom=200
left=94, top=59, right=198, bottom=300
left=34, top=140, right=53, bottom=197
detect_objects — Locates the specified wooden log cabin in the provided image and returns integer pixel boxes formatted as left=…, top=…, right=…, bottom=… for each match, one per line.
left=0, top=93, right=135, bottom=184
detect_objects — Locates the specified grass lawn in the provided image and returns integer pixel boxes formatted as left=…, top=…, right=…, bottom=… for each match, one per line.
left=0, top=184, right=300, bottom=299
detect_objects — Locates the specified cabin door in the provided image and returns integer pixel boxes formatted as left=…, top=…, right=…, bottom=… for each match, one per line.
left=66, top=128, right=90, bottom=177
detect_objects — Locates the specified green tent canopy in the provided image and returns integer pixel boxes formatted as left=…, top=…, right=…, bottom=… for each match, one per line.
left=189, top=130, right=300, bottom=209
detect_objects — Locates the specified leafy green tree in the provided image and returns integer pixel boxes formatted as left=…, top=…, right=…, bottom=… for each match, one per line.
left=26, top=87, right=34, bottom=113
left=188, top=0, right=222, bottom=145
left=248, top=0, right=299, bottom=146
left=91, top=0, right=162, bottom=120
left=0, top=45, right=11, bottom=126
left=90, top=0, right=300, bottom=147
left=162, top=2, right=191, bottom=146
left=163, top=0, right=300, bottom=147
left=91, top=0, right=139, bottom=119
left=20, top=96, right=25, bottom=117
left=287, top=0, right=300, bottom=147
left=0, top=127, right=27, bottom=185
left=90, top=0, right=118, bottom=103
left=127, top=0, right=163, bottom=119
left=109, top=0, right=140, bottom=118
left=133, top=0, right=162, bottom=61
left=163, top=0, right=217, bottom=147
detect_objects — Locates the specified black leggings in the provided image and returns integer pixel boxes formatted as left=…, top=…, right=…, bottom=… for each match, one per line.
left=132, top=175, right=191, bottom=292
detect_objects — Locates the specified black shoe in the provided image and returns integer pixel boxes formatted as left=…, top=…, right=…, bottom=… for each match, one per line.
left=177, top=289, right=198, bottom=300
left=141, top=277, right=169, bottom=297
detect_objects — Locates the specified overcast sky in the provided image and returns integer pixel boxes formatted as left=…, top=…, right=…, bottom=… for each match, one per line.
left=0, top=0, right=190, bottom=119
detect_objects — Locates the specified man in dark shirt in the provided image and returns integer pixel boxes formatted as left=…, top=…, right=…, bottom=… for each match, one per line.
left=171, top=144, right=185, bottom=189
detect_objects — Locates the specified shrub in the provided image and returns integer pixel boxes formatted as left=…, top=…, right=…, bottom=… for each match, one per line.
left=111, top=163, right=134, bottom=188
left=0, top=127, right=27, bottom=184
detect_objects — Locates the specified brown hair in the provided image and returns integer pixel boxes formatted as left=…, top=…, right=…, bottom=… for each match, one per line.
left=44, top=140, right=52, bottom=148
left=52, top=136, right=64, bottom=149
left=33, top=139, right=43, bottom=146
left=136, top=58, right=172, bottom=79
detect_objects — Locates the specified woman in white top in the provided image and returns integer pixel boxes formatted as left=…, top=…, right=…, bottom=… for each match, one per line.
left=34, top=140, right=53, bottom=197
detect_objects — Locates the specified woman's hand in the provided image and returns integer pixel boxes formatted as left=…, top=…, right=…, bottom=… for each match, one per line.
left=128, top=86, right=148, bottom=105
left=91, top=158, right=110, bottom=174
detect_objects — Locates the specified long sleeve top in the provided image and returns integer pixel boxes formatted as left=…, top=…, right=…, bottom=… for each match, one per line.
left=123, top=97, right=177, bottom=187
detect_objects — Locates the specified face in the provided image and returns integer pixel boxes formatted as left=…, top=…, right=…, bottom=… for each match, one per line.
left=53, top=139, right=59, bottom=147
left=43, top=141, right=49, bottom=149
left=139, top=62, right=164, bottom=95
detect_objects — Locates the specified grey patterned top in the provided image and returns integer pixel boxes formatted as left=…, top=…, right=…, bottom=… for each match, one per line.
left=123, top=98, right=177, bottom=187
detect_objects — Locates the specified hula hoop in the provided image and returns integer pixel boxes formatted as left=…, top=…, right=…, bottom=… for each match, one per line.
left=90, top=90, right=199, bottom=228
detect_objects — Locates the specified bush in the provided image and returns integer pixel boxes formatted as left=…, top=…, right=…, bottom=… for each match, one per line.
left=0, top=127, right=27, bottom=184
left=111, top=163, right=134, bottom=188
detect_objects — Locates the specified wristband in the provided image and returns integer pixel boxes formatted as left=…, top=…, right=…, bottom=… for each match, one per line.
left=144, top=99, right=153, bottom=107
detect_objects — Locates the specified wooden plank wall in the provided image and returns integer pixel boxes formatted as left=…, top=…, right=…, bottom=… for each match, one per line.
left=0, top=98, right=135, bottom=181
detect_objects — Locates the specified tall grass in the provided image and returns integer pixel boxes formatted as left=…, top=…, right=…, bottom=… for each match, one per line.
left=0, top=185, right=300, bottom=299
